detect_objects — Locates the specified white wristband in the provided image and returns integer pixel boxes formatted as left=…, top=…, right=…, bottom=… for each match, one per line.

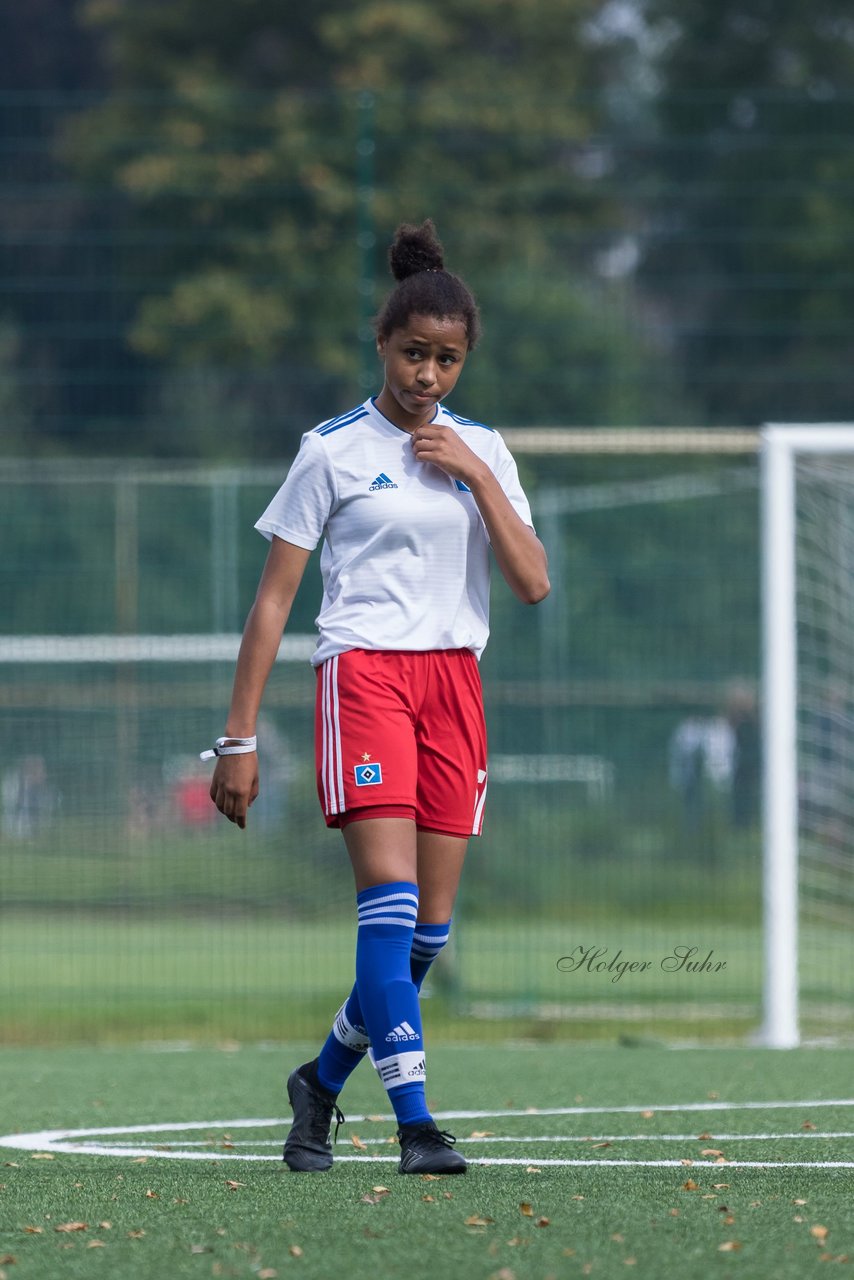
left=200, top=736, right=257, bottom=761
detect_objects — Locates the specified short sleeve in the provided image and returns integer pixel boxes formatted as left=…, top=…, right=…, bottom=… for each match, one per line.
left=492, top=434, right=534, bottom=530
left=254, top=431, right=338, bottom=550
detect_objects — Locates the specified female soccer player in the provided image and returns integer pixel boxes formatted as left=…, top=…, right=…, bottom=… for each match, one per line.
left=206, top=220, right=549, bottom=1175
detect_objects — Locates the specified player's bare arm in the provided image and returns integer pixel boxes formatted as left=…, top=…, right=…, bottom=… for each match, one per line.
left=211, top=537, right=312, bottom=828
left=411, top=424, right=550, bottom=605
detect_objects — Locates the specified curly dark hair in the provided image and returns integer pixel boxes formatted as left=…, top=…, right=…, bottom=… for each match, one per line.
left=374, top=219, right=481, bottom=348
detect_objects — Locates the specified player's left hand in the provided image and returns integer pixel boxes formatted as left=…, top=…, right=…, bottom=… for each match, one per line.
left=410, top=424, right=485, bottom=488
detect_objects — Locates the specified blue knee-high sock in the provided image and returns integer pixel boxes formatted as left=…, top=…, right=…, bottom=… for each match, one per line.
left=354, top=881, right=429, bottom=1127
left=316, top=917, right=452, bottom=1097
left=316, top=986, right=370, bottom=1095
left=410, top=919, right=452, bottom=992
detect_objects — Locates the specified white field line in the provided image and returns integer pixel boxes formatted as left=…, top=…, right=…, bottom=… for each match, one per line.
left=4, top=1101, right=854, bottom=1168
left=77, top=1130, right=854, bottom=1150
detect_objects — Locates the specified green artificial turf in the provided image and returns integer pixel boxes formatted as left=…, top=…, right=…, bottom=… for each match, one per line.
left=2, top=1044, right=854, bottom=1279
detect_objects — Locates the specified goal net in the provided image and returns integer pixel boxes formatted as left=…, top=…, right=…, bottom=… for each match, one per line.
left=761, top=426, right=854, bottom=1046
left=6, top=435, right=836, bottom=1045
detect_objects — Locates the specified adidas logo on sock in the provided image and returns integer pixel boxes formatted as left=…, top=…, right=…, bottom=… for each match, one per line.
left=369, top=472, right=398, bottom=491
left=385, top=1021, right=419, bottom=1042
left=407, top=1058, right=426, bottom=1077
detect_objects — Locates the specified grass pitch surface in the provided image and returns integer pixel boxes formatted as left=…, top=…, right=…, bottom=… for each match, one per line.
left=2, top=1044, right=854, bottom=1279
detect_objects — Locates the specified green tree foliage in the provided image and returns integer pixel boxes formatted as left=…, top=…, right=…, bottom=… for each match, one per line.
left=54, top=0, right=689, bottom=453
left=643, top=0, right=854, bottom=424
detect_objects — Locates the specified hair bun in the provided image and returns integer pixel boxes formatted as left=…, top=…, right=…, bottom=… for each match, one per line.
left=388, top=219, right=445, bottom=281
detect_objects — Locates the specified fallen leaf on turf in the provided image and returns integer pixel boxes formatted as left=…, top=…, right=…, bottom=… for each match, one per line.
left=724, top=1215, right=735, bottom=1226
left=54, top=1223, right=88, bottom=1233
left=794, top=1216, right=805, bottom=1223
left=359, top=1195, right=381, bottom=1205
left=718, top=1241, right=741, bottom=1252
left=422, top=1196, right=435, bottom=1202
left=794, top=1199, right=808, bottom=1205
left=0, top=1256, right=15, bottom=1265
left=22, top=1227, right=43, bottom=1235
left=98, top=1222, right=112, bottom=1229
left=507, top=1236, right=528, bottom=1247
left=127, top=1230, right=145, bottom=1239
left=225, top=1181, right=244, bottom=1191
left=366, top=1115, right=384, bottom=1123
left=87, top=1241, right=106, bottom=1249
left=288, top=1246, right=303, bottom=1258
left=144, top=1190, right=158, bottom=1199
left=371, top=1186, right=390, bottom=1195
left=258, top=1270, right=278, bottom=1279
left=802, top=1120, right=817, bottom=1131
left=525, top=1166, right=541, bottom=1174
left=465, top=1215, right=494, bottom=1227
left=488, top=1270, right=516, bottom=1280
left=811, top=1226, right=830, bottom=1242
left=713, top=1184, right=730, bottom=1190
left=132, top=1157, right=148, bottom=1164
left=592, top=1142, right=612, bottom=1150
left=4, top=1162, right=19, bottom=1167
left=698, top=1132, right=714, bottom=1141
left=701, top=1149, right=723, bottom=1157
left=536, top=1218, right=550, bottom=1228
left=682, top=1180, right=699, bottom=1191
left=351, top=1135, right=367, bottom=1151
left=669, top=1209, right=679, bottom=1217
left=680, top=1159, right=694, bottom=1166
left=470, top=1131, right=494, bottom=1138
left=443, top=1193, right=453, bottom=1200
left=520, top=1203, right=533, bottom=1217
left=421, top=1174, right=440, bottom=1181
left=641, top=1110, right=655, bottom=1119
left=30, top=1154, right=54, bottom=1161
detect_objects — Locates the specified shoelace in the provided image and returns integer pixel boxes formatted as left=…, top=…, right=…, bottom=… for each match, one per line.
left=428, top=1127, right=457, bottom=1149
left=307, top=1087, right=345, bottom=1145
left=400, top=1124, right=457, bottom=1149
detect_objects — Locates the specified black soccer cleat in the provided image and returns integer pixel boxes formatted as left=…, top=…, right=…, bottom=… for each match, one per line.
left=282, top=1061, right=345, bottom=1172
left=397, top=1120, right=467, bottom=1175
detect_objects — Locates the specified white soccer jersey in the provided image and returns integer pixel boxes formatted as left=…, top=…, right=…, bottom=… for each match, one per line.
left=255, top=397, right=534, bottom=667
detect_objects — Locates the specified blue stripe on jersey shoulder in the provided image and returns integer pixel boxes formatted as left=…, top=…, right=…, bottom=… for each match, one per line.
left=315, top=405, right=369, bottom=436
left=444, top=407, right=493, bottom=431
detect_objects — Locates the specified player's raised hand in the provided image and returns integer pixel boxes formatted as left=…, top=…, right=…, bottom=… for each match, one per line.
left=410, top=424, right=486, bottom=488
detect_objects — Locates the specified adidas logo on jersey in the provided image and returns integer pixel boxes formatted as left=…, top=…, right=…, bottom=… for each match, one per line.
left=369, top=472, right=398, bottom=490
left=386, top=1020, right=419, bottom=1042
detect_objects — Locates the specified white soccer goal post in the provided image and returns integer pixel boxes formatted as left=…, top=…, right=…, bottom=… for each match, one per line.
left=761, top=425, right=854, bottom=1048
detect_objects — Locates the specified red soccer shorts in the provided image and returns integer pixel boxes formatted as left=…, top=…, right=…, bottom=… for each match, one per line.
left=315, top=649, right=488, bottom=837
